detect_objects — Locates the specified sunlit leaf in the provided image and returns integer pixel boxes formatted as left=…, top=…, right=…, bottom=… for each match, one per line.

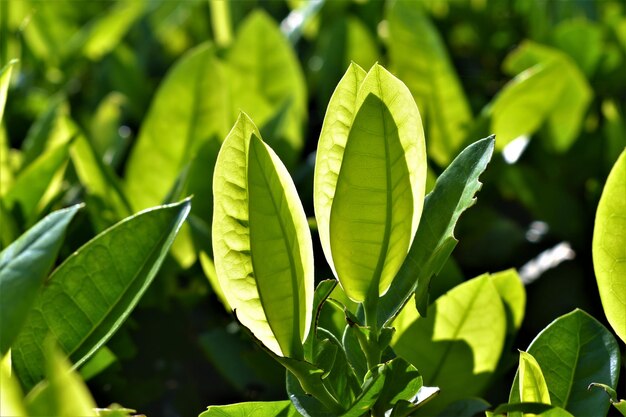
left=200, top=400, right=299, bottom=417
left=392, top=274, right=507, bottom=413
left=212, top=114, right=313, bottom=358
left=518, top=351, right=551, bottom=405
left=509, top=309, right=620, bottom=417
left=12, top=200, right=190, bottom=390
left=387, top=0, right=472, bottom=166
left=0, top=352, right=27, bottom=416
left=593, top=148, right=626, bottom=343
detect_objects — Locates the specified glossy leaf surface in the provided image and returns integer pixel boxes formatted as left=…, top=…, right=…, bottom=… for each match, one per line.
left=13, top=200, right=190, bottom=389
left=0, top=204, right=81, bottom=355
left=392, top=274, right=506, bottom=413
left=509, top=309, right=620, bottom=417
left=593, top=148, right=626, bottom=343
left=387, top=0, right=472, bottom=166
left=212, top=114, right=313, bottom=358
left=378, top=136, right=494, bottom=324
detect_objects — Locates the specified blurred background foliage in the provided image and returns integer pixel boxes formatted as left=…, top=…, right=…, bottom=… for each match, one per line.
left=1, top=0, right=625, bottom=416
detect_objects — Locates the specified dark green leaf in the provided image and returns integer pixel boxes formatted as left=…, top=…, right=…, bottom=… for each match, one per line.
left=13, top=200, right=191, bottom=390
left=378, top=136, right=495, bottom=324
left=0, top=204, right=81, bottom=355
left=372, top=357, right=422, bottom=416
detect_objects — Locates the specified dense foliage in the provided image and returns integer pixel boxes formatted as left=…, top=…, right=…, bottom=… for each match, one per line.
left=1, top=0, right=625, bottom=416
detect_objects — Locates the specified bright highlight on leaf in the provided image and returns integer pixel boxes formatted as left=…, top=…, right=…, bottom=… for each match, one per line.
left=518, top=351, right=551, bottom=406
left=315, top=63, right=426, bottom=303
left=593, top=148, right=626, bottom=344
left=212, top=113, right=313, bottom=358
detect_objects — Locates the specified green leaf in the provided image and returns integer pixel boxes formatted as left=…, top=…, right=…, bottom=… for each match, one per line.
left=25, top=341, right=97, bottom=417
left=392, top=274, right=507, bottom=413
left=1, top=352, right=27, bottom=416
left=125, top=42, right=229, bottom=212
left=492, top=403, right=574, bottom=416
left=12, top=199, right=191, bottom=390
left=491, top=41, right=592, bottom=151
left=372, top=357, right=422, bottom=416
left=4, top=141, right=72, bottom=224
left=509, top=309, right=621, bottom=417
left=378, top=136, right=494, bottom=324
left=434, top=398, right=490, bottom=417
left=551, top=20, right=603, bottom=76
left=199, top=401, right=299, bottom=417
left=588, top=383, right=626, bottom=416
left=490, top=269, right=525, bottom=338
left=341, top=367, right=387, bottom=417
left=593, top=148, right=626, bottom=344
left=303, top=280, right=337, bottom=361
left=518, top=351, right=551, bottom=405
left=0, top=204, right=81, bottom=355
left=314, top=62, right=367, bottom=282
left=212, top=114, right=313, bottom=359
left=0, top=60, right=15, bottom=122
left=328, top=64, right=426, bottom=302
left=387, top=0, right=472, bottom=166
left=227, top=10, right=307, bottom=167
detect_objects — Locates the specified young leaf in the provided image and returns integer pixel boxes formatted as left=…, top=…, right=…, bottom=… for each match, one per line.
left=392, top=274, right=507, bottom=414
left=212, top=114, right=313, bottom=359
left=328, top=64, right=426, bottom=302
left=387, top=0, right=472, bottom=166
left=371, top=357, right=422, bottom=416
left=509, top=309, right=621, bottom=417
left=227, top=10, right=307, bottom=167
left=0, top=204, right=81, bottom=355
left=518, top=351, right=551, bottom=405
left=125, top=42, right=229, bottom=212
left=12, top=199, right=191, bottom=390
left=314, top=62, right=367, bottom=280
left=378, top=136, right=495, bottom=324
left=0, top=352, right=27, bottom=416
left=593, top=148, right=626, bottom=344
left=199, top=400, right=299, bottom=417
left=25, top=342, right=97, bottom=417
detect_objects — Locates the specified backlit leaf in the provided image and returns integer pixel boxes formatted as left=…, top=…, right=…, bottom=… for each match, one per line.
left=518, top=351, right=551, bottom=405
left=593, top=148, right=626, bottom=343
left=200, top=401, right=299, bottom=417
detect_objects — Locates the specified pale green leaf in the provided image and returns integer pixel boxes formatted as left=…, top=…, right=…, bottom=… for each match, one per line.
left=490, top=269, right=526, bottom=337
left=519, top=351, right=551, bottom=405
left=509, top=309, right=620, bottom=417
left=1, top=352, right=27, bottom=416
left=387, top=0, right=472, bottom=166
left=200, top=400, right=299, bottom=417
left=0, top=60, right=15, bottom=122
left=212, top=114, right=313, bottom=358
left=392, top=274, right=507, bottom=413
left=25, top=342, right=97, bottom=417
left=0, top=204, right=81, bottom=355
left=12, top=200, right=190, bottom=390
left=227, top=10, right=307, bottom=167
left=3, top=141, right=72, bottom=224
left=125, top=42, right=229, bottom=211
left=314, top=62, right=367, bottom=280
left=378, top=136, right=494, bottom=324
left=328, top=64, right=426, bottom=302
left=593, top=148, right=626, bottom=343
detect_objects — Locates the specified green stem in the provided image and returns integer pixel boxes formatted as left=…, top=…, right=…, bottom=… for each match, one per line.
left=209, top=0, right=232, bottom=48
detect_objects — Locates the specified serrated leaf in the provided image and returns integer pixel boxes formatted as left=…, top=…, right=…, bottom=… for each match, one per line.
left=212, top=114, right=313, bottom=358
left=392, top=274, right=507, bottom=414
left=25, top=341, right=97, bottom=417
left=509, top=309, right=621, bottom=417
left=0, top=204, right=81, bottom=355
left=327, top=64, right=426, bottom=302
left=227, top=10, right=307, bottom=167
left=12, top=200, right=190, bottom=390
left=387, top=0, right=472, bottom=166
left=378, top=136, right=494, bottom=324
left=593, top=148, right=626, bottom=344
left=199, top=400, right=299, bottom=417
